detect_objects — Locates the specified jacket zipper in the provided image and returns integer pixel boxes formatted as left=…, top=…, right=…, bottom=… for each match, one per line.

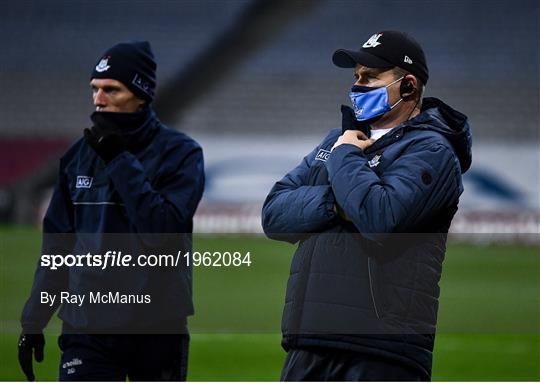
left=367, top=257, right=380, bottom=319
left=364, top=128, right=404, bottom=155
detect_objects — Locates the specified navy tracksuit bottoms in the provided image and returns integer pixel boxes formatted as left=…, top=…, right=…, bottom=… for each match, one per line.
left=58, top=332, right=189, bottom=381
left=281, top=347, right=430, bottom=381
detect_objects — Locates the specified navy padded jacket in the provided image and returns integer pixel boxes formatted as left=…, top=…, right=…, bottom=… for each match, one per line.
left=262, top=98, right=472, bottom=376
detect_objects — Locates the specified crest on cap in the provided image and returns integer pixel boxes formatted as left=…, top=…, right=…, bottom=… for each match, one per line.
left=362, top=33, right=383, bottom=48
left=95, top=57, right=110, bottom=73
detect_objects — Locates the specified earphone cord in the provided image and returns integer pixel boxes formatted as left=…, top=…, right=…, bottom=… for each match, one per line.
left=406, top=97, right=421, bottom=121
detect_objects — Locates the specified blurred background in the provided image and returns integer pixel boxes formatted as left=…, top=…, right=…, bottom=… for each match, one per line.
left=0, top=0, right=538, bottom=235
left=0, top=0, right=539, bottom=380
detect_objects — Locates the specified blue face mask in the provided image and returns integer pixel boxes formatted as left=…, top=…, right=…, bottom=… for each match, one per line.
left=349, top=76, right=404, bottom=121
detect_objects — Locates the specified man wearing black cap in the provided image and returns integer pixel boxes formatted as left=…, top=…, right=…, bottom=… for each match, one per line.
left=18, top=41, right=204, bottom=381
left=262, top=31, right=472, bottom=380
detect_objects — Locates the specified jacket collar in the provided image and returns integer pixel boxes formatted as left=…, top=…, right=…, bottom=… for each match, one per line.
left=365, top=97, right=472, bottom=173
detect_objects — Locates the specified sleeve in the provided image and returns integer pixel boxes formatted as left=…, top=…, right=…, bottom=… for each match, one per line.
left=105, top=144, right=205, bottom=233
left=21, top=164, right=73, bottom=333
left=261, top=132, right=339, bottom=243
left=325, top=140, right=461, bottom=240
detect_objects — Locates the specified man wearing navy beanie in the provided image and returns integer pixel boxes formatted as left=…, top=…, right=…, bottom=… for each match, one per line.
left=91, top=41, right=157, bottom=104
left=19, top=41, right=205, bottom=381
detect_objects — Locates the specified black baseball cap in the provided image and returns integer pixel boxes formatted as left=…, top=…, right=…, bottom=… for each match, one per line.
left=332, top=30, right=429, bottom=84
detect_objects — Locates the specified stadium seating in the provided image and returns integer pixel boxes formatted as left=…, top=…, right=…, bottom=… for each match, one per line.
left=1, top=0, right=537, bottom=141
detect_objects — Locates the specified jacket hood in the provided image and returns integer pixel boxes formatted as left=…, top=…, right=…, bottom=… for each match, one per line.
left=411, top=97, right=472, bottom=173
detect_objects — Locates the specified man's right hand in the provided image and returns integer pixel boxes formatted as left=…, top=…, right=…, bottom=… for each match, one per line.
left=18, top=333, right=45, bottom=381
left=331, top=130, right=374, bottom=152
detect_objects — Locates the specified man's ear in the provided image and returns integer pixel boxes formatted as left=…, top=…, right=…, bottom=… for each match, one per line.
left=401, top=74, right=418, bottom=99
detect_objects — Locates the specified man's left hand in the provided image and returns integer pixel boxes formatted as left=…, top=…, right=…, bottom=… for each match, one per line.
left=332, top=130, right=374, bottom=152
left=84, top=126, right=126, bottom=164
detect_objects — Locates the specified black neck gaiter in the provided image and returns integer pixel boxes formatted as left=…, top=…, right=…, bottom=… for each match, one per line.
left=90, top=108, right=151, bottom=134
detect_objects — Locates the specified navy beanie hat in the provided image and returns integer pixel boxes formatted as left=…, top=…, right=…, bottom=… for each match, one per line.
left=91, top=41, right=157, bottom=102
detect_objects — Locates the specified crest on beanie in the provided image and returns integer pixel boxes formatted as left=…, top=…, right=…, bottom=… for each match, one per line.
left=95, top=57, right=111, bottom=73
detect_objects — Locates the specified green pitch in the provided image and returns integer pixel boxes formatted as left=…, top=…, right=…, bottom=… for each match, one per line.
left=0, top=227, right=539, bottom=381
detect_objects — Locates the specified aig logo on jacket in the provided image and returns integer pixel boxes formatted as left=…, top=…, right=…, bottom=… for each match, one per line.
left=76, top=176, right=93, bottom=189
left=315, top=149, right=331, bottom=162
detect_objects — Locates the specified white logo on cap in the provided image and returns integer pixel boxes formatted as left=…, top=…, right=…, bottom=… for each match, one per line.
left=404, top=55, right=413, bottom=64
left=362, top=33, right=383, bottom=48
left=95, top=57, right=110, bottom=73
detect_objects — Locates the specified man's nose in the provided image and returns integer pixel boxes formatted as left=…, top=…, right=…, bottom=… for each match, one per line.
left=93, top=89, right=107, bottom=106
left=354, top=77, right=366, bottom=86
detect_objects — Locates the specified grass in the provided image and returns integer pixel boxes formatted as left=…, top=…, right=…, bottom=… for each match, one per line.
left=0, top=227, right=539, bottom=380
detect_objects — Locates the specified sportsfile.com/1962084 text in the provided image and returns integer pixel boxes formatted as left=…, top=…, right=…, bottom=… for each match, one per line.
left=40, top=251, right=252, bottom=270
